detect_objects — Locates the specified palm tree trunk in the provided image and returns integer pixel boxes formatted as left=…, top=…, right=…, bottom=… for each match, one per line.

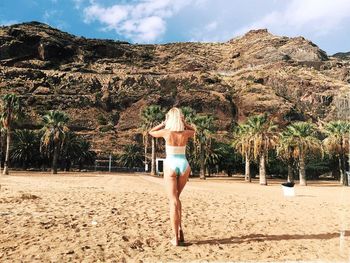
left=299, top=154, right=307, bottom=186
left=339, top=156, right=344, bottom=185
left=287, top=157, right=294, bottom=183
left=245, top=153, right=251, bottom=182
left=200, top=143, right=206, bottom=179
left=340, top=154, right=348, bottom=186
left=52, top=143, right=59, bottom=174
left=65, top=158, right=71, bottom=171
left=78, top=161, right=82, bottom=171
left=339, top=139, right=345, bottom=185
left=287, top=163, right=294, bottom=183
left=144, top=135, right=148, bottom=172
left=331, top=156, right=340, bottom=180
left=0, top=130, right=2, bottom=174
left=3, top=129, right=11, bottom=175
left=151, top=137, right=156, bottom=175
left=259, top=154, right=267, bottom=185
left=339, top=139, right=348, bottom=186
left=23, top=158, right=28, bottom=170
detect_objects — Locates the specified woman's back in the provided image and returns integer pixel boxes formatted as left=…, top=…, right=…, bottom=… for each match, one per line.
left=165, top=130, right=191, bottom=146
left=148, top=107, right=195, bottom=246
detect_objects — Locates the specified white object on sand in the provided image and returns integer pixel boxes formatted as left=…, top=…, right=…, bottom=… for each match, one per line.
left=339, top=230, right=345, bottom=252
left=91, top=220, right=97, bottom=225
left=282, top=185, right=295, bottom=197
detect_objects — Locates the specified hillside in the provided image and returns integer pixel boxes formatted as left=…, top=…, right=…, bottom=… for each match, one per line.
left=333, top=51, right=350, bottom=60
left=0, top=22, right=349, bottom=155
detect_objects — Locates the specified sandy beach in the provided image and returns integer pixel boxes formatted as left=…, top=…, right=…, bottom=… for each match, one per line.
left=1, top=172, right=350, bottom=262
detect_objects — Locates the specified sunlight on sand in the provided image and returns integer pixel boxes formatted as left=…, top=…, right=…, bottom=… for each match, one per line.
left=1, top=171, right=350, bottom=262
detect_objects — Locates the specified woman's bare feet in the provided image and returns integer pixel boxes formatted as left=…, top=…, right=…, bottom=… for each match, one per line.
left=170, top=237, right=179, bottom=246
left=179, top=228, right=184, bottom=243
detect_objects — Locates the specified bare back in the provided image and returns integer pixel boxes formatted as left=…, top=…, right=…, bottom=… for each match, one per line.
left=164, top=130, right=193, bottom=146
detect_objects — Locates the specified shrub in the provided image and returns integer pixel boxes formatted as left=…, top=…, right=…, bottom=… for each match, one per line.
left=97, top=114, right=108, bottom=125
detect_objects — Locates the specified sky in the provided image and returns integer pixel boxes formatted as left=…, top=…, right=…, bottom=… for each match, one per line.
left=1, top=0, right=350, bottom=55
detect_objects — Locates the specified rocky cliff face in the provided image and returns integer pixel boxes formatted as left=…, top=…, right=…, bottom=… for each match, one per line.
left=0, top=22, right=349, bottom=155
left=333, top=51, right=350, bottom=60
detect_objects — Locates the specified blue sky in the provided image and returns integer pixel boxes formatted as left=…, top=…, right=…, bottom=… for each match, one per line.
left=1, top=0, right=350, bottom=54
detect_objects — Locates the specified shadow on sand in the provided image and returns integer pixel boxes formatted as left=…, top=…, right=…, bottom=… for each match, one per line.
left=200, top=177, right=345, bottom=187
left=187, top=231, right=350, bottom=246
left=294, top=194, right=316, bottom=197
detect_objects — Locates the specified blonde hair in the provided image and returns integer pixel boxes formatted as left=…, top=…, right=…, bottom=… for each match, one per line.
left=165, top=107, right=184, bottom=131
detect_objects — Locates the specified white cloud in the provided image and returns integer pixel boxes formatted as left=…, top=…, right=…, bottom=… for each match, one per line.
left=43, top=10, right=59, bottom=21
left=234, top=0, right=350, bottom=37
left=205, top=21, right=218, bottom=31
left=187, top=0, right=350, bottom=46
left=42, top=9, right=69, bottom=30
left=0, top=20, right=18, bottom=26
left=189, top=20, right=224, bottom=43
left=134, top=16, right=165, bottom=42
left=193, top=0, right=209, bottom=8
left=84, top=4, right=129, bottom=28
left=72, top=0, right=88, bottom=10
left=82, top=0, right=207, bottom=43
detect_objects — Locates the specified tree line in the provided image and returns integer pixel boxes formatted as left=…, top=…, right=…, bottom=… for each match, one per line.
left=139, top=105, right=350, bottom=186
left=0, top=94, right=95, bottom=174
left=1, top=94, right=349, bottom=186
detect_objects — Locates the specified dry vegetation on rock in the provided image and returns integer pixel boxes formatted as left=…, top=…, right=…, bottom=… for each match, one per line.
left=1, top=22, right=349, bottom=154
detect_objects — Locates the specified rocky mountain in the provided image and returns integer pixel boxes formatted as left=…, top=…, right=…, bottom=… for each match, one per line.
left=0, top=22, right=349, bottom=155
left=333, top=51, right=350, bottom=60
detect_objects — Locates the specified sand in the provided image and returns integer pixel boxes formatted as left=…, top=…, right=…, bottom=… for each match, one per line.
left=0, top=171, right=350, bottom=263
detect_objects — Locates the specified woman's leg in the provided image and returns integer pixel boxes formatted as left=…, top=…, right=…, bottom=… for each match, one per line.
left=177, top=165, right=191, bottom=241
left=164, top=166, right=181, bottom=245
left=177, top=165, right=191, bottom=197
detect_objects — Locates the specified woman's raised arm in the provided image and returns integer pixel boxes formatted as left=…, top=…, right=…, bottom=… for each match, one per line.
left=184, top=122, right=196, bottom=131
left=149, top=121, right=166, bottom=137
left=183, top=122, right=196, bottom=138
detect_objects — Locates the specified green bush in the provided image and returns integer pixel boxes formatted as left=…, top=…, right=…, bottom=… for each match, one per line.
left=99, top=124, right=113, bottom=132
left=109, top=112, right=120, bottom=125
left=97, top=114, right=108, bottom=125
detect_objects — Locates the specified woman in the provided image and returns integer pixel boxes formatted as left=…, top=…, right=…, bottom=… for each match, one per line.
left=149, top=107, right=195, bottom=246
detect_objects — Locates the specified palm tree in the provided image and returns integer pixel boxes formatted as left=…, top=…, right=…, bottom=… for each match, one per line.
left=40, top=110, right=69, bottom=174
left=322, top=120, right=350, bottom=186
left=60, top=133, right=96, bottom=171
left=11, top=129, right=40, bottom=169
left=203, top=141, right=220, bottom=176
left=75, top=139, right=96, bottom=171
left=60, top=131, right=82, bottom=171
left=0, top=118, right=4, bottom=174
left=214, top=141, right=240, bottom=176
left=1, top=94, right=21, bottom=175
left=192, top=114, right=216, bottom=179
left=118, top=144, right=144, bottom=169
left=140, top=105, right=165, bottom=175
left=181, top=106, right=197, bottom=123
left=246, top=114, right=278, bottom=185
left=277, top=130, right=296, bottom=183
left=181, top=106, right=198, bottom=175
left=232, top=123, right=253, bottom=182
left=204, top=139, right=239, bottom=176
left=281, top=122, right=322, bottom=186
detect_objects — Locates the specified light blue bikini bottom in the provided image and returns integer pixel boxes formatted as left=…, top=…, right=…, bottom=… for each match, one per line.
left=164, top=154, right=189, bottom=177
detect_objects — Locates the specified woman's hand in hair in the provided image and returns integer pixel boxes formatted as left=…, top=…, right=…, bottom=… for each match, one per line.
left=149, top=121, right=165, bottom=132
left=184, top=122, right=196, bottom=131
left=149, top=121, right=166, bottom=137
left=180, top=114, right=185, bottom=123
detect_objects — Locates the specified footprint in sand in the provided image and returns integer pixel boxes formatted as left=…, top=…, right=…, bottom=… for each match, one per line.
left=121, top=235, right=129, bottom=241
left=129, top=239, right=144, bottom=251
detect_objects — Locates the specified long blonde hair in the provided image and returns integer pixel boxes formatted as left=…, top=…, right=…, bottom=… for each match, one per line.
left=165, top=107, right=184, bottom=131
